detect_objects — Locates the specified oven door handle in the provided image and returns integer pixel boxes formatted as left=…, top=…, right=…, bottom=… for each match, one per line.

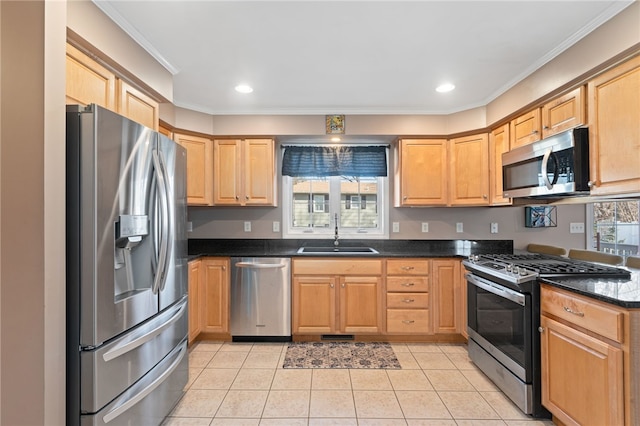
left=466, top=273, right=526, bottom=306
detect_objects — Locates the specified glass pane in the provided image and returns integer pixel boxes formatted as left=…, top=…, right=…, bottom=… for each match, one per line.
left=339, top=177, right=378, bottom=229
left=291, top=177, right=330, bottom=228
left=592, top=201, right=640, bottom=257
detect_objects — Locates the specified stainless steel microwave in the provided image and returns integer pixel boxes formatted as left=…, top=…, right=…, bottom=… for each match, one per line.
left=502, top=127, right=590, bottom=198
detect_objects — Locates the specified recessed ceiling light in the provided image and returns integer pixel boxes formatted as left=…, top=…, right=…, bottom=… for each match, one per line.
left=234, top=84, right=253, bottom=94
left=436, top=83, right=455, bottom=93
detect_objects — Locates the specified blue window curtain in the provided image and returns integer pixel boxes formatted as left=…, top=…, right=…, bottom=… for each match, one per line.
left=281, top=146, right=388, bottom=177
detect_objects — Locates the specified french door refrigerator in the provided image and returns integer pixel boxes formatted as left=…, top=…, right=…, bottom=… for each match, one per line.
left=66, top=104, right=188, bottom=426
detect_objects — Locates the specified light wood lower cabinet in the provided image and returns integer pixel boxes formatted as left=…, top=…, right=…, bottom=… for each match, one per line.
left=188, top=259, right=202, bottom=345
left=540, top=284, right=626, bottom=425
left=187, top=257, right=231, bottom=343
left=292, top=259, right=382, bottom=335
left=200, top=258, right=230, bottom=334
left=385, top=259, right=431, bottom=334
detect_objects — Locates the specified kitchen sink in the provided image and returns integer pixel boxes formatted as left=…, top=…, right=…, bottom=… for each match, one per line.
left=297, top=246, right=379, bottom=255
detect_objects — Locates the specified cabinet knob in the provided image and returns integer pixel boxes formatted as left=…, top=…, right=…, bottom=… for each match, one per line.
left=538, top=326, right=544, bottom=333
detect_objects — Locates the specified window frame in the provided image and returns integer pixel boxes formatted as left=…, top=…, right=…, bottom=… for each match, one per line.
left=282, top=175, right=389, bottom=239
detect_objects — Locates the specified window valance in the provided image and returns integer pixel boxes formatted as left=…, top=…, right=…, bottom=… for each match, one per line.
left=281, top=145, right=387, bottom=177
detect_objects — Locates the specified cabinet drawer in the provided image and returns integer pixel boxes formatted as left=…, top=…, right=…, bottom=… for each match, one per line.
left=386, top=309, right=430, bottom=333
left=386, top=293, right=429, bottom=309
left=541, top=285, right=624, bottom=343
left=386, top=276, right=429, bottom=292
left=386, top=259, right=429, bottom=275
left=293, top=259, right=382, bottom=275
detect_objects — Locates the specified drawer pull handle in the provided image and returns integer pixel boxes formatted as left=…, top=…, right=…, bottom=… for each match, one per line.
left=563, top=306, right=584, bottom=317
left=401, top=266, right=415, bottom=271
left=402, top=299, right=415, bottom=303
left=402, top=320, right=415, bottom=324
left=401, top=282, right=415, bottom=287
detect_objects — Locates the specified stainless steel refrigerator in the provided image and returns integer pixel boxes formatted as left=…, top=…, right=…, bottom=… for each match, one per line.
left=66, top=104, right=188, bottom=426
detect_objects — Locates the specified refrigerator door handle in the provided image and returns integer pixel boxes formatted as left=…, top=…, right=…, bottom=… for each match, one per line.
left=101, top=342, right=187, bottom=424
left=151, top=149, right=170, bottom=294
left=102, top=300, right=186, bottom=362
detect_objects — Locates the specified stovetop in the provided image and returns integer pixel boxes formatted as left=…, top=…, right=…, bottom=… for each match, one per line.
left=463, top=253, right=631, bottom=290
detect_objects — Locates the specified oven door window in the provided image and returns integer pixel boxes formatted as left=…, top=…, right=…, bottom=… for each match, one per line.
left=468, top=280, right=532, bottom=374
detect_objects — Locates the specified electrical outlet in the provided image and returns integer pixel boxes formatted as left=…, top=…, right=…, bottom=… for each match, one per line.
left=272, top=221, right=280, bottom=232
left=490, top=222, right=498, bottom=234
left=421, top=222, right=429, bottom=233
left=244, top=221, right=251, bottom=232
left=570, top=222, right=585, bottom=233
left=392, top=222, right=400, bottom=233
left=456, top=222, right=463, bottom=233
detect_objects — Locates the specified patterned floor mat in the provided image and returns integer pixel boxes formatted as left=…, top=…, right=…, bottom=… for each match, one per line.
left=282, top=341, right=401, bottom=369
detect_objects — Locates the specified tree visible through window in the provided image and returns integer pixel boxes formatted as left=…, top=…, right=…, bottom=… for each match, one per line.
left=588, top=201, right=640, bottom=258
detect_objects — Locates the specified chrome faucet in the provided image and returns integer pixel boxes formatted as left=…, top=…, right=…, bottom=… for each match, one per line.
left=334, top=213, right=339, bottom=247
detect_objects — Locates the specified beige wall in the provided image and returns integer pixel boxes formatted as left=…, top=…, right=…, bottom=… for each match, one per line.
left=1, top=1, right=66, bottom=425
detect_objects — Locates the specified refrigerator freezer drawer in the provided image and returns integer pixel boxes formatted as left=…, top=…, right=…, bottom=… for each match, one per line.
left=81, top=338, right=188, bottom=426
left=81, top=297, right=187, bottom=413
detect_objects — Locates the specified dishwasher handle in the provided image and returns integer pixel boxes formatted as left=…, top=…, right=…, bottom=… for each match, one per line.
left=236, top=262, right=286, bottom=269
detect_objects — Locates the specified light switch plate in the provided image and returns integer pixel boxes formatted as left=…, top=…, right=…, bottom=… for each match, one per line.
left=456, top=222, right=463, bottom=233
left=392, top=222, right=400, bottom=233
left=272, top=221, right=280, bottom=232
left=490, top=222, right=498, bottom=234
left=244, top=221, right=251, bottom=232
left=421, top=222, right=429, bottom=233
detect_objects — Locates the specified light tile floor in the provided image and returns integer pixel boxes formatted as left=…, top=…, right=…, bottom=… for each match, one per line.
left=164, top=341, right=556, bottom=426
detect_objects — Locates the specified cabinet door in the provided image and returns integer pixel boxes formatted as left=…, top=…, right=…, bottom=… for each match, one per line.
left=541, top=86, right=585, bottom=138
left=432, top=259, right=461, bottom=334
left=174, top=133, right=213, bottom=205
left=65, top=43, right=116, bottom=110
left=340, top=276, right=381, bottom=333
left=293, top=276, right=337, bottom=334
left=540, top=315, right=624, bottom=426
left=116, top=79, right=159, bottom=130
left=201, top=258, right=229, bottom=333
left=510, top=109, right=541, bottom=148
left=588, top=55, right=640, bottom=196
left=396, top=139, right=448, bottom=206
left=449, top=134, right=489, bottom=206
left=489, top=124, right=511, bottom=206
left=213, top=139, right=242, bottom=205
left=188, top=260, right=202, bottom=344
left=244, top=139, right=275, bottom=205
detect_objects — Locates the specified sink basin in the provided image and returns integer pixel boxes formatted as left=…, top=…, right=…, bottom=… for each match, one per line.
left=297, top=246, right=379, bottom=255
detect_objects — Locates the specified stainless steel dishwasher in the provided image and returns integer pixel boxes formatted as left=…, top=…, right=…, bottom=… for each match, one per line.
left=230, top=257, right=291, bottom=342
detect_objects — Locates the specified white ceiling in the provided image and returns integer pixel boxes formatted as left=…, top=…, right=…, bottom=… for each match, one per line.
left=95, top=0, right=634, bottom=116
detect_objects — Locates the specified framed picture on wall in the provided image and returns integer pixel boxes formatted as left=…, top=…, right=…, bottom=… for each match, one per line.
left=525, top=206, right=557, bottom=228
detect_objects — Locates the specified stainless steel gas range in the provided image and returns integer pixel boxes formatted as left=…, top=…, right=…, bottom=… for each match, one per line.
left=462, top=253, right=630, bottom=418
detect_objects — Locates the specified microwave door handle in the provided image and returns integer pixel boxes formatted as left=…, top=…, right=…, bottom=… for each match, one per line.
left=541, top=148, right=554, bottom=190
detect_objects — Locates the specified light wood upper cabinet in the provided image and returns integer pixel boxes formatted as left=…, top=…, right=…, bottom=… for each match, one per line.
left=432, top=259, right=462, bottom=334
left=188, top=259, right=202, bottom=345
left=200, top=258, right=230, bottom=334
left=395, top=139, right=448, bottom=206
left=541, top=86, right=585, bottom=138
left=117, top=79, right=159, bottom=130
left=174, top=133, right=214, bottom=206
left=587, top=55, right=640, bottom=196
left=448, top=133, right=489, bottom=206
left=489, top=124, right=511, bottom=206
left=510, top=109, right=541, bottom=148
left=213, top=139, right=276, bottom=206
left=66, top=43, right=116, bottom=110
left=66, top=43, right=159, bottom=130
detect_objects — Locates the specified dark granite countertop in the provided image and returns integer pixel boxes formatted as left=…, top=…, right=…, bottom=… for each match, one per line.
left=540, top=269, right=640, bottom=308
left=188, top=238, right=513, bottom=261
